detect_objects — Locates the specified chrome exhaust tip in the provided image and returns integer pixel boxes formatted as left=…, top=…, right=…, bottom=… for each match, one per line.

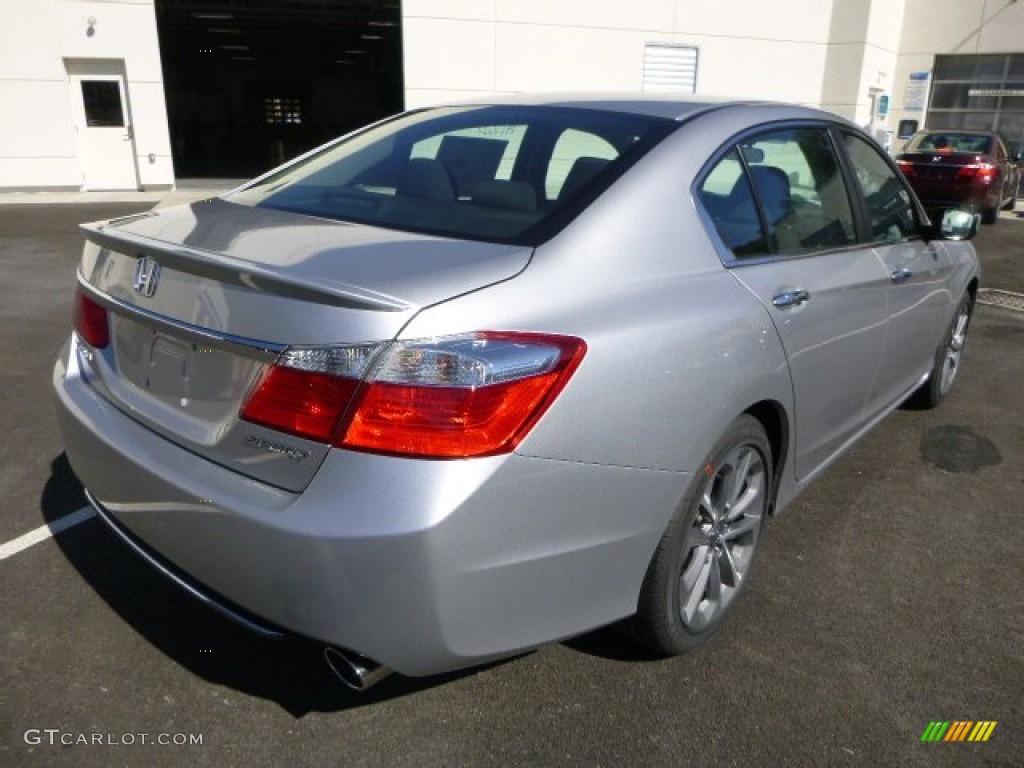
left=323, top=646, right=392, bottom=692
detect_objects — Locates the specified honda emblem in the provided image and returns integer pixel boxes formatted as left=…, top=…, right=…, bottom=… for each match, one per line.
left=133, top=256, right=161, bottom=297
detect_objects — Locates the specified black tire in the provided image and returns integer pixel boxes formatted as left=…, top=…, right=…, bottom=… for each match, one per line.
left=909, top=292, right=974, bottom=409
left=981, top=205, right=998, bottom=224
left=633, top=414, right=772, bottom=655
left=1001, top=192, right=1017, bottom=211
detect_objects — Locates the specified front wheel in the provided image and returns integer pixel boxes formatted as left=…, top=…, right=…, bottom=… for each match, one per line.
left=910, top=292, right=974, bottom=409
left=633, top=414, right=772, bottom=655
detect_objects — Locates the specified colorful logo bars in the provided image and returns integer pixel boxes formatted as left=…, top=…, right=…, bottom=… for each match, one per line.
left=921, top=721, right=997, bottom=742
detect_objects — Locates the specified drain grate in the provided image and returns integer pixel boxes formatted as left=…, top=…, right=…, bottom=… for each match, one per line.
left=977, top=288, right=1024, bottom=312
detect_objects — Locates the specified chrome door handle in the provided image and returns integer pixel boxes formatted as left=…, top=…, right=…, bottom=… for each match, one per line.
left=890, top=268, right=913, bottom=284
left=772, top=289, right=810, bottom=309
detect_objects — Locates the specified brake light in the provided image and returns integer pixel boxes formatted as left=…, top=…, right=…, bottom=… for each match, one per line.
left=240, top=345, right=378, bottom=442
left=896, top=160, right=915, bottom=177
left=74, top=290, right=109, bottom=348
left=239, top=332, right=586, bottom=458
left=956, top=163, right=996, bottom=183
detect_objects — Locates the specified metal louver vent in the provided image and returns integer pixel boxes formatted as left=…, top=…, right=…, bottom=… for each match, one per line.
left=643, top=44, right=699, bottom=93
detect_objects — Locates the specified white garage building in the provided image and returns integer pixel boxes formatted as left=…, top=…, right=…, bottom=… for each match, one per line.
left=1, top=0, right=1022, bottom=192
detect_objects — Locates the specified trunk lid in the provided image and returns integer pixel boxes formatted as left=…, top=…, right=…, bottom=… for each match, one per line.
left=75, top=199, right=532, bottom=491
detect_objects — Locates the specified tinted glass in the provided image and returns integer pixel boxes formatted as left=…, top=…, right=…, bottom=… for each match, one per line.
left=81, top=81, right=124, bottom=127
left=843, top=133, right=919, bottom=242
left=906, top=132, right=993, bottom=153
left=738, top=127, right=856, bottom=254
left=698, top=149, right=769, bottom=258
left=228, top=106, right=674, bottom=245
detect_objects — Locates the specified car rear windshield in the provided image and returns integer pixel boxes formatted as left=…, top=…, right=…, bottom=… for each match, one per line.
left=227, top=105, right=676, bottom=245
left=905, top=132, right=993, bottom=153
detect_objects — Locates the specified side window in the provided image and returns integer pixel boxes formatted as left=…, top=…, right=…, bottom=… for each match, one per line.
left=698, top=149, right=769, bottom=257
left=546, top=129, right=619, bottom=200
left=843, top=132, right=919, bottom=242
left=739, top=127, right=857, bottom=254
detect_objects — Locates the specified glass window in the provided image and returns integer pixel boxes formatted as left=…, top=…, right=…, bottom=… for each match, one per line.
left=933, top=54, right=1006, bottom=82
left=545, top=129, right=618, bottom=200
left=698, top=149, right=769, bottom=258
left=738, top=127, right=856, bottom=254
left=228, top=105, right=674, bottom=245
left=81, top=81, right=124, bottom=127
left=843, top=133, right=919, bottom=242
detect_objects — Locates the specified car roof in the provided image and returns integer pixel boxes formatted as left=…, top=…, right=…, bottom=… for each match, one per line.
left=436, top=91, right=827, bottom=122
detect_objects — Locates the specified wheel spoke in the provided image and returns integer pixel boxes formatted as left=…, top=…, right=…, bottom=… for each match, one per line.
left=680, top=546, right=709, bottom=594
left=705, top=550, right=723, bottom=603
left=725, top=485, right=759, bottom=522
left=686, top=525, right=712, bottom=548
left=726, top=450, right=754, bottom=506
left=719, top=543, right=741, bottom=588
left=723, top=512, right=761, bottom=541
left=700, top=487, right=718, bottom=522
left=680, top=550, right=712, bottom=621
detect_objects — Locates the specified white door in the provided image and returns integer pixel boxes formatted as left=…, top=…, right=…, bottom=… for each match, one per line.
left=67, top=60, right=139, bottom=190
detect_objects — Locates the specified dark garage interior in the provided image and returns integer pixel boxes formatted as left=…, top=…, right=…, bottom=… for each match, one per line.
left=155, top=0, right=403, bottom=178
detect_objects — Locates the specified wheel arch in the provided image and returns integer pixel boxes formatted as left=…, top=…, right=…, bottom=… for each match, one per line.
left=744, top=399, right=789, bottom=516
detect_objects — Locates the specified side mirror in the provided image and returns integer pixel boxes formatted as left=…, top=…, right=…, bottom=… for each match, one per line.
left=936, top=209, right=980, bottom=241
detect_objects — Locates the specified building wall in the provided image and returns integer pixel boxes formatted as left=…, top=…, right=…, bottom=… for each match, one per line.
left=402, top=0, right=906, bottom=127
left=890, top=0, right=1024, bottom=148
left=0, top=0, right=172, bottom=190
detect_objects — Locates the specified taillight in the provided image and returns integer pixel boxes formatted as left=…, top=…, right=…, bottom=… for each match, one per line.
left=74, top=290, right=109, bottom=348
left=896, top=160, right=915, bottom=177
left=956, top=163, right=996, bottom=183
left=239, top=332, right=586, bottom=459
left=240, top=345, right=378, bottom=442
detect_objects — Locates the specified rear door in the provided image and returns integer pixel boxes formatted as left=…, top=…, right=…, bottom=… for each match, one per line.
left=698, top=125, right=890, bottom=480
left=840, top=131, right=954, bottom=411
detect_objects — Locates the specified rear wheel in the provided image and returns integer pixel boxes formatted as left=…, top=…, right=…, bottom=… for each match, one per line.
left=910, top=292, right=973, bottom=409
left=634, top=415, right=771, bottom=655
left=981, top=205, right=998, bottom=224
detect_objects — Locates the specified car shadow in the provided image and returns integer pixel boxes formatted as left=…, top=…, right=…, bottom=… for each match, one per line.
left=39, top=453, right=487, bottom=716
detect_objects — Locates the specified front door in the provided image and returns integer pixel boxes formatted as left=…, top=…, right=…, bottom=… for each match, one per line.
left=840, top=131, right=955, bottom=411
left=67, top=60, right=139, bottom=190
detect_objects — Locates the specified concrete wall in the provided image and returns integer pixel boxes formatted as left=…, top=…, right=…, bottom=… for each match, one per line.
left=401, top=0, right=909, bottom=124
left=890, top=0, right=1024, bottom=146
left=0, top=0, right=172, bottom=190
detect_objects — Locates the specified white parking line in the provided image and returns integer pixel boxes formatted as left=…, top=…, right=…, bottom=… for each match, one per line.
left=0, top=506, right=97, bottom=561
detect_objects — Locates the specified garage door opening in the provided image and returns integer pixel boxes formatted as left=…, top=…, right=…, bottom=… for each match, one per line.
left=155, top=0, right=403, bottom=179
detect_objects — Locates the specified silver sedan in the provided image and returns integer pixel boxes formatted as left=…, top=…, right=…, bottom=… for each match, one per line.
left=54, top=94, right=979, bottom=689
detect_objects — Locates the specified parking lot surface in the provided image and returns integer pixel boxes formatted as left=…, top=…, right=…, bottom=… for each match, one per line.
left=1, top=201, right=1022, bottom=767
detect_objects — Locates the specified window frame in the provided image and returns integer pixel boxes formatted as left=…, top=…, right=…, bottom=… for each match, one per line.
left=694, top=119, right=929, bottom=268
left=834, top=127, right=928, bottom=246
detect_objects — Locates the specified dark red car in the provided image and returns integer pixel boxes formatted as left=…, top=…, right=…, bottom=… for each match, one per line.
left=896, top=130, right=1021, bottom=224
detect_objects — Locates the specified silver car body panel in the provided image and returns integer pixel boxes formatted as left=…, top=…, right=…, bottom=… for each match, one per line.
left=54, top=97, right=979, bottom=676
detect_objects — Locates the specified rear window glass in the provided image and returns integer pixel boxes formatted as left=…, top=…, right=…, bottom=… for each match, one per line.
left=228, top=106, right=675, bottom=245
left=905, top=132, right=993, bottom=153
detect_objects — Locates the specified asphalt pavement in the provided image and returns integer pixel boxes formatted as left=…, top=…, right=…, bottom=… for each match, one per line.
left=1, top=197, right=1021, bottom=767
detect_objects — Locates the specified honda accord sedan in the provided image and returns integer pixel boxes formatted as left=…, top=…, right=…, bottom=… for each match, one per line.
left=54, top=95, right=979, bottom=690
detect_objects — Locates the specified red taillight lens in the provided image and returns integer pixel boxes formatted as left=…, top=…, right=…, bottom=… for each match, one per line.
left=896, top=160, right=915, bottom=177
left=956, top=163, right=996, bottom=183
left=238, top=332, right=586, bottom=459
left=240, top=366, right=360, bottom=442
left=239, top=344, right=378, bottom=442
left=74, top=291, right=109, bottom=348
left=338, top=332, right=586, bottom=458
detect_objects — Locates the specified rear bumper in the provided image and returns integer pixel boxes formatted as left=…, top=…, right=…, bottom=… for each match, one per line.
left=53, top=335, right=681, bottom=676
